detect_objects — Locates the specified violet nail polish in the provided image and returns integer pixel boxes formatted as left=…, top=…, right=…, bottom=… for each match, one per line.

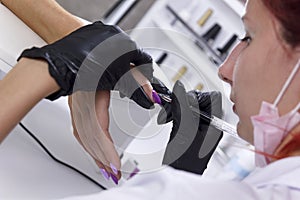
left=100, top=168, right=110, bottom=180
left=110, top=163, right=118, bottom=175
left=152, top=90, right=162, bottom=105
left=110, top=173, right=119, bottom=185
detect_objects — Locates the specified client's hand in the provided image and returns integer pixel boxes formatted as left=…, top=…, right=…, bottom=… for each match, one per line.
left=67, top=69, right=169, bottom=184
left=17, top=19, right=172, bottom=181
left=68, top=91, right=122, bottom=183
left=159, top=81, right=223, bottom=175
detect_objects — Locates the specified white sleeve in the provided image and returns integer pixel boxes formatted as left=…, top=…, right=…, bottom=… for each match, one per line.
left=62, top=166, right=290, bottom=200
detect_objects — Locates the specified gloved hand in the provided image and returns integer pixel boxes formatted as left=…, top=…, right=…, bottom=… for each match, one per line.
left=159, top=81, right=223, bottom=175
left=151, top=76, right=172, bottom=109
left=18, top=21, right=154, bottom=109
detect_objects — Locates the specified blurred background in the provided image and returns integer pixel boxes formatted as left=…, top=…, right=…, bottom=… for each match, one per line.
left=56, top=0, right=157, bottom=30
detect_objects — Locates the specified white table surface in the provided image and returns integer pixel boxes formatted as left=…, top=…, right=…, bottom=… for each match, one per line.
left=0, top=123, right=103, bottom=200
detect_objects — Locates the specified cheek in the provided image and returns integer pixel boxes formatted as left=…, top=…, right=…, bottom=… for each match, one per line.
left=233, top=64, right=256, bottom=141
left=233, top=54, right=261, bottom=114
left=232, top=51, right=263, bottom=141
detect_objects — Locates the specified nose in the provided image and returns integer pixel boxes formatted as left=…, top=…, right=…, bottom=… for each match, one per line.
left=218, top=42, right=245, bottom=85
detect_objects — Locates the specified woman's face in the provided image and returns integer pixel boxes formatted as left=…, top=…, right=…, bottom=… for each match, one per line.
left=218, top=0, right=298, bottom=143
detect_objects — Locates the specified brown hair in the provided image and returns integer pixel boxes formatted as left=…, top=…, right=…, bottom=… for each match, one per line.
left=261, top=0, right=300, bottom=48
left=258, top=0, right=300, bottom=160
left=275, top=132, right=300, bottom=159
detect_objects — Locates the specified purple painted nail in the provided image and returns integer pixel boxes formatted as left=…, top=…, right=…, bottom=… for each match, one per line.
left=129, top=168, right=140, bottom=179
left=110, top=163, right=118, bottom=175
left=110, top=173, right=119, bottom=185
left=100, top=168, right=110, bottom=180
left=152, top=90, right=162, bottom=105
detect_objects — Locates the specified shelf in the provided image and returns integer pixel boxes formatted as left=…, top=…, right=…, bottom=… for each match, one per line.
left=150, top=17, right=223, bottom=92
left=165, top=5, right=224, bottom=66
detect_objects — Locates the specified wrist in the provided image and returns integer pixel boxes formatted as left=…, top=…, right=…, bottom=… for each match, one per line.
left=0, top=58, right=59, bottom=137
left=18, top=58, right=60, bottom=98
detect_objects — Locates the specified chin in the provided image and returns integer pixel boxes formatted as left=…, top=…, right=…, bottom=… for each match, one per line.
left=236, top=121, right=242, bottom=136
left=236, top=121, right=253, bottom=144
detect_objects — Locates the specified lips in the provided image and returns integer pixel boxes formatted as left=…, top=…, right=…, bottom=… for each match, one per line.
left=233, top=104, right=237, bottom=113
left=230, top=93, right=237, bottom=113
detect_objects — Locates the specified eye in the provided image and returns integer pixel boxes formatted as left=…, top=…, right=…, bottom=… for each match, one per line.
left=239, top=36, right=252, bottom=45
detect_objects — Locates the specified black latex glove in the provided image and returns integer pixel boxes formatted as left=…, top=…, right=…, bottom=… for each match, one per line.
left=159, top=81, right=223, bottom=175
left=18, top=21, right=154, bottom=109
left=151, top=76, right=173, bottom=117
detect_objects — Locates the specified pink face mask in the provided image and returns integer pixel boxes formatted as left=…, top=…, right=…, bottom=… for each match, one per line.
left=251, top=59, right=300, bottom=167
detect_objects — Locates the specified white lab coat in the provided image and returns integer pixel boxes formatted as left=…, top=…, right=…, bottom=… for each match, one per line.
left=65, top=156, right=300, bottom=200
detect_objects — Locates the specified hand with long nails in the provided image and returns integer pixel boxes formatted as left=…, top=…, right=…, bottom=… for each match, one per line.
left=68, top=68, right=166, bottom=184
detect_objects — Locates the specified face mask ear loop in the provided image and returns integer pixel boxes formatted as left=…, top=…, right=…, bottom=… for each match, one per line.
left=273, top=59, right=300, bottom=107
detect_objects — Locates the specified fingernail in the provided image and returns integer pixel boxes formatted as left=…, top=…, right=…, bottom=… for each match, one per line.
left=110, top=163, right=118, bottom=175
left=110, top=173, right=119, bottom=185
left=152, top=90, right=162, bottom=105
left=100, top=168, right=110, bottom=180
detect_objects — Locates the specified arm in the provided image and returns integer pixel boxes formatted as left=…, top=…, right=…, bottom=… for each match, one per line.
left=0, top=0, right=73, bottom=141
left=0, top=0, right=158, bottom=182
left=0, top=0, right=121, bottom=178
left=1, top=0, right=84, bottom=43
left=0, top=58, right=59, bottom=141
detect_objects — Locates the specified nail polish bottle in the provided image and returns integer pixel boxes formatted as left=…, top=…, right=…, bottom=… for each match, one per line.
left=202, top=23, right=222, bottom=46
left=121, top=158, right=140, bottom=180
left=155, top=52, right=168, bottom=65
left=197, top=8, right=213, bottom=27
left=217, top=34, right=238, bottom=60
left=195, top=83, right=204, bottom=91
left=172, top=66, right=188, bottom=82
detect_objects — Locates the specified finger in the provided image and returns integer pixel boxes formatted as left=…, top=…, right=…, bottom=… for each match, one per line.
left=95, top=91, right=111, bottom=140
left=70, top=92, right=115, bottom=182
left=151, top=76, right=172, bottom=95
left=130, top=65, right=154, bottom=102
left=95, top=160, right=111, bottom=181
left=129, top=63, right=164, bottom=106
left=171, top=81, right=198, bottom=138
left=68, top=95, right=84, bottom=145
left=172, top=81, right=189, bottom=107
left=72, top=92, right=111, bottom=169
left=97, top=131, right=122, bottom=180
left=95, top=91, right=122, bottom=180
left=95, top=160, right=106, bottom=170
left=83, top=111, right=112, bottom=172
left=157, top=101, right=173, bottom=124
left=187, top=91, right=222, bottom=118
left=68, top=95, right=73, bottom=108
